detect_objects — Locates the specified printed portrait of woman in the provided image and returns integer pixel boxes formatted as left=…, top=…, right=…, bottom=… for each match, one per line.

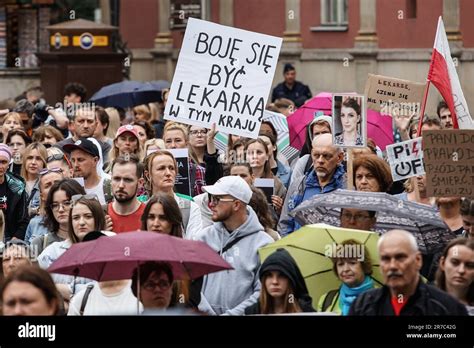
left=333, top=95, right=366, bottom=148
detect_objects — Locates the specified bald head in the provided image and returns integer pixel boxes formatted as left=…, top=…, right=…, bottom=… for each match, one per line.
left=312, top=133, right=336, bottom=149
left=377, top=229, right=418, bottom=253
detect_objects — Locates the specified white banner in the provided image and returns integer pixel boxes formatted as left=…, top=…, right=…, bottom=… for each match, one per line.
left=164, top=18, right=282, bottom=138
left=386, top=137, right=425, bottom=181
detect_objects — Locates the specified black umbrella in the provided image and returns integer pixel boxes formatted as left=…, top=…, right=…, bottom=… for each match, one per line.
left=90, top=81, right=162, bottom=108
left=290, top=189, right=456, bottom=254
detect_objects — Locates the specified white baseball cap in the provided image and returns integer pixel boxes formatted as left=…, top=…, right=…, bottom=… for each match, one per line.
left=203, top=176, right=252, bottom=204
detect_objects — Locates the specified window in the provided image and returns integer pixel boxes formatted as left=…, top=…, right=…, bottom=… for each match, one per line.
left=321, top=0, right=348, bottom=26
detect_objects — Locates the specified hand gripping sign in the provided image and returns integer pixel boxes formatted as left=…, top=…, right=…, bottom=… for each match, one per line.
left=386, top=137, right=425, bottom=182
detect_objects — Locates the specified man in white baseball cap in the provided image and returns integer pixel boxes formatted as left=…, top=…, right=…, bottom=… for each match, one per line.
left=194, top=176, right=273, bottom=315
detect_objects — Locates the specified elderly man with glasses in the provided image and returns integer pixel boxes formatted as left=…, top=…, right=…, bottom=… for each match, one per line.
left=278, top=133, right=346, bottom=236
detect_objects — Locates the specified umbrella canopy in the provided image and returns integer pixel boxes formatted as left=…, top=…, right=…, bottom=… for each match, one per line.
left=90, top=81, right=162, bottom=108
left=287, top=92, right=332, bottom=150
left=290, top=189, right=456, bottom=254
left=259, top=223, right=383, bottom=309
left=48, top=231, right=232, bottom=281
left=367, top=109, right=394, bottom=151
left=149, top=80, right=170, bottom=92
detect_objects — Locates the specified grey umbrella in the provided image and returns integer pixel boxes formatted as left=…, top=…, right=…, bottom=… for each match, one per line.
left=290, top=189, right=456, bottom=254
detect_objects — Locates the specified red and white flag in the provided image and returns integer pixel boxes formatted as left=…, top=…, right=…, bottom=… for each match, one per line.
left=428, top=17, right=473, bottom=129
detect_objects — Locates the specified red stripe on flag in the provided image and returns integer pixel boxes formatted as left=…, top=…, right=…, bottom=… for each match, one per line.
left=427, top=49, right=459, bottom=129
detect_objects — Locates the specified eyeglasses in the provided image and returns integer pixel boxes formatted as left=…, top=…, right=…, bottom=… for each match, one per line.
left=208, top=194, right=236, bottom=205
left=47, top=153, right=72, bottom=168
left=51, top=200, right=72, bottom=211
left=143, top=279, right=171, bottom=291
left=341, top=213, right=372, bottom=222
left=71, top=194, right=99, bottom=203
left=189, top=129, right=208, bottom=136
left=39, top=167, right=63, bottom=176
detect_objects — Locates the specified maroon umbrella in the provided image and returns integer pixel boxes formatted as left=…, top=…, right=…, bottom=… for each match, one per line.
left=48, top=231, right=232, bottom=281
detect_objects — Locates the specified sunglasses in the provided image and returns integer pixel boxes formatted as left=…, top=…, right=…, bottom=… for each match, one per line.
left=46, top=153, right=72, bottom=169
left=207, top=194, right=236, bottom=205
left=71, top=194, right=99, bottom=203
left=39, top=167, right=63, bottom=176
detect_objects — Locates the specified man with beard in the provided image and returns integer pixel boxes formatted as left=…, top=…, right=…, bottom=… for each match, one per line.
left=278, top=133, right=345, bottom=235
left=193, top=176, right=273, bottom=315
left=107, top=154, right=145, bottom=233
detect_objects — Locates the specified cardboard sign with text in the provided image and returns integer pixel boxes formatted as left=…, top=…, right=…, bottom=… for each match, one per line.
left=168, top=148, right=191, bottom=197
left=423, top=130, right=474, bottom=197
left=386, top=137, right=425, bottom=181
left=364, top=74, right=426, bottom=117
left=164, top=18, right=282, bottom=138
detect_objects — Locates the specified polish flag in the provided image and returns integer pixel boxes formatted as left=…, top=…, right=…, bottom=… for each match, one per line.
left=428, top=17, right=473, bottom=129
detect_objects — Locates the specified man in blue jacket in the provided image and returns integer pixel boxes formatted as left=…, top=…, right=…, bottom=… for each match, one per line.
left=194, top=176, right=274, bottom=315
left=278, top=133, right=345, bottom=235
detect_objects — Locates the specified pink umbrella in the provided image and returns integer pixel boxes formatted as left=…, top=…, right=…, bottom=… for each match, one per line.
left=287, top=92, right=332, bottom=150
left=367, top=109, right=394, bottom=151
left=48, top=231, right=232, bottom=281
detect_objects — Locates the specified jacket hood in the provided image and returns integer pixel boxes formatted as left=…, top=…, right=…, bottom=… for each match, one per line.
left=259, top=248, right=314, bottom=307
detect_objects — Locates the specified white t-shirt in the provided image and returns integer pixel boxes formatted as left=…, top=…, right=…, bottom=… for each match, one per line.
left=85, top=177, right=106, bottom=205
left=68, top=280, right=142, bottom=315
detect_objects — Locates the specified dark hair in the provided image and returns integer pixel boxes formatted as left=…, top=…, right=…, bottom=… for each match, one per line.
left=259, top=132, right=278, bottom=161
left=342, top=97, right=361, bottom=116
left=340, top=208, right=376, bottom=219
left=331, top=239, right=373, bottom=276
left=353, top=154, right=393, bottom=193
left=133, top=120, right=155, bottom=140
left=5, top=129, right=31, bottom=146
left=435, top=238, right=474, bottom=304
left=13, top=99, right=35, bottom=117
left=260, top=121, right=278, bottom=141
left=249, top=186, right=275, bottom=231
left=131, top=261, right=174, bottom=298
left=436, top=101, right=449, bottom=118
left=44, top=179, right=86, bottom=234
left=64, top=82, right=87, bottom=101
left=422, top=114, right=441, bottom=128
left=244, top=138, right=272, bottom=178
left=0, top=265, right=61, bottom=315
left=95, top=107, right=109, bottom=135
left=141, top=194, right=183, bottom=238
left=229, top=161, right=253, bottom=175
left=68, top=197, right=105, bottom=243
left=111, top=153, right=144, bottom=178
left=460, top=198, right=474, bottom=217
left=32, top=125, right=64, bottom=143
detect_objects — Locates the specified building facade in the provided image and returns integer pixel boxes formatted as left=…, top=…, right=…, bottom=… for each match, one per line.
left=120, top=0, right=474, bottom=115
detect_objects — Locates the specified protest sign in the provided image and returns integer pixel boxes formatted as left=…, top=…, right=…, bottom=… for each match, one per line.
left=386, top=137, right=425, bottom=181
left=254, top=178, right=274, bottom=204
left=364, top=74, right=426, bottom=117
left=423, top=130, right=474, bottom=197
left=168, top=148, right=191, bottom=197
left=164, top=18, right=282, bottom=139
left=332, top=94, right=367, bottom=148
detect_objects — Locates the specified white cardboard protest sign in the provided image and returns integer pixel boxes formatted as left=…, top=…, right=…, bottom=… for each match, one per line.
left=164, top=18, right=282, bottom=138
left=386, top=137, right=425, bottom=181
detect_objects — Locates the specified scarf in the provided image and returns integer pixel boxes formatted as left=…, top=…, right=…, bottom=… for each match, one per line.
left=339, top=276, right=374, bottom=316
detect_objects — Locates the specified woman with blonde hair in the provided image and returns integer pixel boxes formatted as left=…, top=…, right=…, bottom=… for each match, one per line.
left=1, top=112, right=23, bottom=142
left=21, top=143, right=48, bottom=215
left=105, top=107, right=121, bottom=139
left=133, top=104, right=152, bottom=122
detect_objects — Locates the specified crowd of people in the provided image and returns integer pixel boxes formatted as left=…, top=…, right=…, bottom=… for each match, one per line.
left=0, top=68, right=472, bottom=317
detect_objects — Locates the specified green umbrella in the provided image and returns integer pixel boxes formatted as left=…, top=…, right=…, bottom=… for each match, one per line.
left=259, top=223, right=384, bottom=310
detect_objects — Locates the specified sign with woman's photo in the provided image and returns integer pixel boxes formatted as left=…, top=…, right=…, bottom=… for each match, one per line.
left=332, top=94, right=367, bottom=148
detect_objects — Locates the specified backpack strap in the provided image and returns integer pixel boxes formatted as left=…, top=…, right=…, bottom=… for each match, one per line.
left=79, top=284, right=94, bottom=316
left=322, top=289, right=339, bottom=312
left=220, top=235, right=249, bottom=254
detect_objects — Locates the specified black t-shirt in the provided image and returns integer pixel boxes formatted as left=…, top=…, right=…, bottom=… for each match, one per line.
left=0, top=180, right=8, bottom=215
